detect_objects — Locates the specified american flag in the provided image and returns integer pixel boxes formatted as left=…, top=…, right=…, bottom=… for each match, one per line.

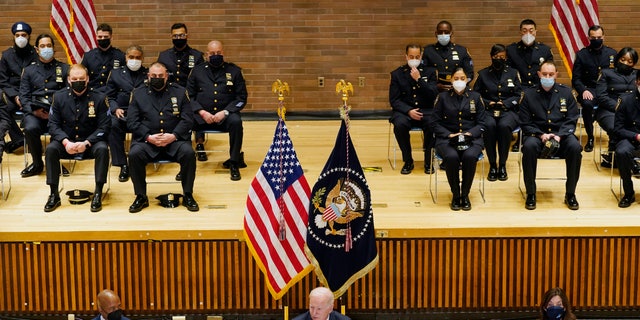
left=243, top=118, right=312, bottom=300
left=549, top=0, right=600, bottom=77
left=49, top=0, right=98, bottom=64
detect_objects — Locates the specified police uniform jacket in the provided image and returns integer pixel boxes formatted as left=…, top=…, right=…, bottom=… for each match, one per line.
left=127, top=83, right=193, bottom=146
left=430, top=88, right=487, bottom=147
left=0, top=45, right=38, bottom=100
left=473, top=66, right=523, bottom=117
left=19, top=59, right=70, bottom=114
left=423, top=42, right=474, bottom=84
left=506, top=41, right=553, bottom=87
left=571, top=45, right=616, bottom=95
left=187, top=61, right=248, bottom=121
left=105, top=66, right=148, bottom=114
left=519, top=84, right=579, bottom=139
left=388, top=63, right=438, bottom=119
left=157, top=45, right=204, bottom=87
left=614, top=91, right=640, bottom=143
left=596, top=68, right=637, bottom=113
left=81, top=47, right=126, bottom=92
left=48, top=88, right=110, bottom=145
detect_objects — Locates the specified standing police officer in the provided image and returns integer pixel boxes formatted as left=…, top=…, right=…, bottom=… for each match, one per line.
left=423, top=20, right=474, bottom=92
left=127, top=62, right=199, bottom=213
left=389, top=44, right=438, bottom=174
left=105, top=44, right=148, bottom=182
left=188, top=40, right=247, bottom=181
left=0, top=22, right=37, bottom=152
left=157, top=23, right=204, bottom=88
left=45, top=64, right=110, bottom=212
left=506, top=19, right=554, bottom=87
left=519, top=61, right=581, bottom=211
left=19, top=34, right=69, bottom=177
left=571, top=25, right=616, bottom=152
left=81, top=23, right=125, bottom=93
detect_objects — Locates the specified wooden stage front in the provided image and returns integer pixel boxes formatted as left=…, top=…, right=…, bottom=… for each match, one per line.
left=1, top=119, right=640, bottom=318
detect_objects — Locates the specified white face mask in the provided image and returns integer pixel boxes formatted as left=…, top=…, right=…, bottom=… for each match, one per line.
left=522, top=33, right=535, bottom=46
left=407, top=59, right=421, bottom=68
left=127, top=59, right=142, bottom=71
left=38, top=47, right=54, bottom=61
left=15, top=36, right=28, bottom=49
left=437, top=34, right=451, bottom=46
left=452, top=80, right=466, bottom=93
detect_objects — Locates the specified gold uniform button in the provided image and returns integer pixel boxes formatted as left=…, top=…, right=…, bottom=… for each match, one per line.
left=214, top=99, right=218, bottom=103
left=214, top=83, right=218, bottom=87
left=160, top=120, right=164, bottom=124
left=548, top=119, right=551, bottom=123
left=160, top=112, right=163, bottom=116
left=160, top=129, right=164, bottom=133
left=214, top=91, right=218, bottom=94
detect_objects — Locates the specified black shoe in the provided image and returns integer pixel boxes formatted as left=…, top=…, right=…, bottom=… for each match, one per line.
left=584, top=138, right=594, bottom=152
left=90, top=193, right=102, bottom=212
left=601, top=153, right=616, bottom=168
left=21, top=163, right=43, bottom=177
left=498, top=165, right=508, bottom=181
left=564, top=194, right=579, bottom=210
left=461, top=196, right=471, bottom=211
left=44, top=194, right=61, bottom=212
left=633, top=162, right=640, bottom=177
left=618, top=194, right=636, bottom=208
left=230, top=164, right=241, bottom=181
left=118, top=165, right=129, bottom=182
left=183, top=193, right=199, bottom=212
left=450, top=197, right=461, bottom=211
left=62, top=165, right=70, bottom=177
left=129, top=195, right=149, bottom=213
left=424, top=165, right=434, bottom=174
left=5, top=140, right=24, bottom=153
left=487, top=167, right=498, bottom=181
left=511, top=143, right=520, bottom=152
left=400, top=161, right=414, bottom=175
left=196, top=143, right=208, bottom=161
left=222, top=152, right=247, bottom=168
left=525, top=194, right=536, bottom=210
left=175, top=172, right=182, bottom=181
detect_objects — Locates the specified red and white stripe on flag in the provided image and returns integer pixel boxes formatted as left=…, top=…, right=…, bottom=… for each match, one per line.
left=49, top=0, right=98, bottom=64
left=549, top=0, right=600, bottom=77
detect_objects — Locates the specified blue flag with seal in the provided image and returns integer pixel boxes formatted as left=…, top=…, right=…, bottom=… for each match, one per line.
left=305, top=119, right=378, bottom=297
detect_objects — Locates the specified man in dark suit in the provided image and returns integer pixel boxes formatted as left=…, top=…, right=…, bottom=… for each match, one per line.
left=127, top=61, right=198, bottom=213
left=92, top=289, right=131, bottom=320
left=293, top=287, right=351, bottom=320
left=519, top=60, right=581, bottom=211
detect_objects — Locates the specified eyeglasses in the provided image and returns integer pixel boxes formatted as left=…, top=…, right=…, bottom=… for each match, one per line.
left=171, top=33, right=187, bottom=39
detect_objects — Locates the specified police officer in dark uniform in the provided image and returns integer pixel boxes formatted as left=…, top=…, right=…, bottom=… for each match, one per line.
left=613, top=72, right=640, bottom=208
left=44, top=64, right=110, bottom=212
left=19, top=34, right=70, bottom=177
left=473, top=44, right=523, bottom=181
left=596, top=47, right=638, bottom=167
left=0, top=21, right=37, bottom=152
left=431, top=68, right=486, bottom=211
left=519, top=61, right=581, bottom=211
left=157, top=23, right=204, bottom=88
left=105, top=44, right=148, bottom=182
left=389, top=44, right=438, bottom=175
left=571, top=25, right=616, bottom=152
left=127, top=62, right=198, bottom=213
left=81, top=23, right=125, bottom=93
left=188, top=40, right=247, bottom=181
left=423, top=20, right=474, bottom=92
left=506, top=19, right=554, bottom=87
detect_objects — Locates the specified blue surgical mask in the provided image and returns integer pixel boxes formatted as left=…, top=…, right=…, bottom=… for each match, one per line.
left=39, top=47, right=54, bottom=60
left=545, top=306, right=565, bottom=319
left=437, top=34, right=450, bottom=46
left=540, top=77, right=555, bottom=89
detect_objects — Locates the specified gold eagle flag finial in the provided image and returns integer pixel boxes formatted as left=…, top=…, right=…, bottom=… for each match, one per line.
left=271, top=79, right=290, bottom=120
left=335, top=80, right=353, bottom=120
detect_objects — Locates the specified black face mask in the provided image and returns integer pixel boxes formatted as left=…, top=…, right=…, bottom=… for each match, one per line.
left=491, top=58, right=506, bottom=70
left=616, top=62, right=634, bottom=75
left=149, top=77, right=166, bottom=90
left=70, top=81, right=87, bottom=93
left=172, top=38, right=187, bottom=49
left=97, top=38, right=111, bottom=49
left=589, top=38, right=603, bottom=49
left=107, top=309, right=123, bottom=320
left=209, top=55, right=224, bottom=67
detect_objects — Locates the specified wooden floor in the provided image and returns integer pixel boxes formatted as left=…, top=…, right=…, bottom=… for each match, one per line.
left=0, top=119, right=638, bottom=242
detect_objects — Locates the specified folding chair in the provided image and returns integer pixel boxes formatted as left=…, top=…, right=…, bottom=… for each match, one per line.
left=429, top=148, right=485, bottom=204
left=387, top=123, right=424, bottom=170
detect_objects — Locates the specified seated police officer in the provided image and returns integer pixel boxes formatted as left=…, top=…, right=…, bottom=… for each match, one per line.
left=127, top=62, right=198, bottom=213
left=45, top=64, right=110, bottom=212
left=519, top=60, right=581, bottom=210
left=613, top=71, right=640, bottom=208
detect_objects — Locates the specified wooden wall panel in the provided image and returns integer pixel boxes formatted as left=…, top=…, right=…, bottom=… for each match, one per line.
left=1, top=237, right=639, bottom=315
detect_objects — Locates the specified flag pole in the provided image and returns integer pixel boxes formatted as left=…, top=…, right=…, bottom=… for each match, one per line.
left=334, top=79, right=355, bottom=252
